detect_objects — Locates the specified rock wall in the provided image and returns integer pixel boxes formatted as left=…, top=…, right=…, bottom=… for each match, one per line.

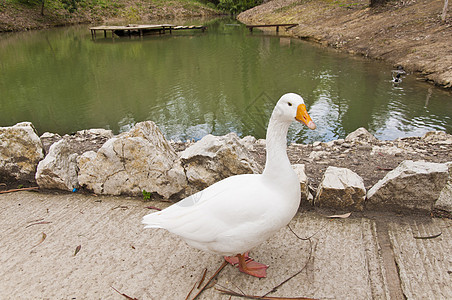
left=0, top=122, right=451, bottom=215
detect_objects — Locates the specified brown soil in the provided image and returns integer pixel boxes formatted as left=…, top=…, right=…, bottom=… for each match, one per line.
left=238, top=0, right=452, bottom=88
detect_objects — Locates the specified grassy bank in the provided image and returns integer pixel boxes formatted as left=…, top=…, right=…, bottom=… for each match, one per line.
left=238, top=0, right=451, bottom=88
left=0, top=0, right=222, bottom=32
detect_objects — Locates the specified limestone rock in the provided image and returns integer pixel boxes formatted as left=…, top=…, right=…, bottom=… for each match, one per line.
left=36, top=139, right=79, bottom=191
left=367, top=160, right=449, bottom=212
left=0, top=122, right=44, bottom=182
left=180, top=132, right=262, bottom=192
left=240, top=135, right=257, bottom=150
left=345, top=127, right=378, bottom=144
left=40, top=132, right=62, bottom=154
left=77, top=121, right=187, bottom=199
left=292, top=164, right=312, bottom=205
left=422, top=131, right=452, bottom=144
left=36, top=129, right=114, bottom=191
left=434, top=162, right=452, bottom=214
left=314, top=166, right=366, bottom=211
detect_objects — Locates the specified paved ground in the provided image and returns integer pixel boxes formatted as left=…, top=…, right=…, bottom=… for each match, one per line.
left=0, top=191, right=451, bottom=300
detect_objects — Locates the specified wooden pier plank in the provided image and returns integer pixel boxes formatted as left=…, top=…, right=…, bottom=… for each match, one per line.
left=246, top=23, right=298, bottom=32
left=89, top=24, right=206, bottom=39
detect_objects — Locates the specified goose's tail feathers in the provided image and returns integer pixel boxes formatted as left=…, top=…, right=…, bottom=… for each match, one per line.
left=142, top=212, right=164, bottom=229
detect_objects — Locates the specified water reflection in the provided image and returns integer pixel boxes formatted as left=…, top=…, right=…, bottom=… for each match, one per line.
left=0, top=19, right=450, bottom=144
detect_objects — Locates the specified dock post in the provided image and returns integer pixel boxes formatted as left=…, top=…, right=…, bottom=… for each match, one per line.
left=276, top=26, right=279, bottom=32
left=103, top=30, right=107, bottom=38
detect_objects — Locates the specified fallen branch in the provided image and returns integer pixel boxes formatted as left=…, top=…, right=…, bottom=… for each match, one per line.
left=0, top=186, right=39, bottom=194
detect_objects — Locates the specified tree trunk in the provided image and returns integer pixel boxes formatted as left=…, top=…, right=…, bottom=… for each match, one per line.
left=41, top=0, right=45, bottom=16
left=442, top=0, right=449, bottom=21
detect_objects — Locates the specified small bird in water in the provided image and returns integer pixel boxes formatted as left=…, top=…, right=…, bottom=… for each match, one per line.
left=392, top=72, right=402, bottom=84
left=392, top=66, right=406, bottom=84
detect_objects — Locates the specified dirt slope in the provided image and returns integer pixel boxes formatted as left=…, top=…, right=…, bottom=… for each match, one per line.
left=238, top=0, right=452, bottom=88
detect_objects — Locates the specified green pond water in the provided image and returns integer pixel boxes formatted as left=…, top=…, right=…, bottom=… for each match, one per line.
left=0, top=18, right=451, bottom=143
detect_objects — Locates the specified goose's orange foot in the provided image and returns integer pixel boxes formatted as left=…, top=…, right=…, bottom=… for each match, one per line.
left=224, top=252, right=268, bottom=278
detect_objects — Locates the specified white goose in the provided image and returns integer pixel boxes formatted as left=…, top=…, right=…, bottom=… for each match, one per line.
left=142, top=93, right=316, bottom=278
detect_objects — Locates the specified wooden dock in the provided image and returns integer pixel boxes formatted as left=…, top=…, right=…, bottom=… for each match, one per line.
left=90, top=24, right=207, bottom=39
left=246, top=23, right=298, bottom=32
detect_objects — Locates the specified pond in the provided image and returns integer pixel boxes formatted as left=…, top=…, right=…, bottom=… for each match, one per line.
left=0, top=18, right=451, bottom=143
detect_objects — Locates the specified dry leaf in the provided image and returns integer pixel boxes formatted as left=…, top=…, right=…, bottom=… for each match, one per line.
left=413, top=232, right=442, bottom=239
left=145, top=206, right=162, bottom=211
left=32, top=232, right=47, bottom=248
left=327, top=212, right=351, bottom=219
left=74, top=245, right=81, bottom=256
left=112, top=205, right=129, bottom=210
left=26, top=221, right=52, bottom=228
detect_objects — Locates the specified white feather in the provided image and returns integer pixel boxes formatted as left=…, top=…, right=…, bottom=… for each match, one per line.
left=142, top=93, right=313, bottom=256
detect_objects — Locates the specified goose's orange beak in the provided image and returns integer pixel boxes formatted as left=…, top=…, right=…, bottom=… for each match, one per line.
left=295, top=104, right=316, bottom=130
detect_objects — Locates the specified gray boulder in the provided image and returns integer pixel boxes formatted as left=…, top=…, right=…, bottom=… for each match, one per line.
left=36, top=139, right=79, bottom=191
left=434, top=162, right=452, bottom=214
left=314, top=166, right=366, bottom=211
left=292, top=164, right=312, bottom=205
left=40, top=132, right=63, bottom=154
left=422, top=131, right=452, bottom=144
left=367, top=160, right=449, bottom=212
left=345, top=127, right=378, bottom=144
left=0, top=122, right=44, bottom=182
left=77, top=121, right=186, bottom=199
left=35, top=129, right=113, bottom=191
left=180, top=132, right=262, bottom=192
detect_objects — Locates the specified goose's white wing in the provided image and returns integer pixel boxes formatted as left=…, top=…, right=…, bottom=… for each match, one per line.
left=142, top=174, right=274, bottom=247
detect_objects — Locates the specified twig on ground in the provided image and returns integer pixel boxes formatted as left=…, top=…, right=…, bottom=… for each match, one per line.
left=185, top=280, right=198, bottom=300
left=111, top=286, right=138, bottom=300
left=197, top=268, right=208, bottom=289
left=259, top=223, right=326, bottom=298
left=0, top=186, right=39, bottom=194
left=190, top=260, right=228, bottom=300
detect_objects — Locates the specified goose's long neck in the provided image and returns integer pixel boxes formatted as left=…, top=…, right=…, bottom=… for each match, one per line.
left=262, top=115, right=293, bottom=178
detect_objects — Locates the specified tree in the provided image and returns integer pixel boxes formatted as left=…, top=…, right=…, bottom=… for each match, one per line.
left=442, top=0, right=449, bottom=21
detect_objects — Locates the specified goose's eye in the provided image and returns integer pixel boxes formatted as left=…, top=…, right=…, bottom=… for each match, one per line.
left=288, top=102, right=292, bottom=106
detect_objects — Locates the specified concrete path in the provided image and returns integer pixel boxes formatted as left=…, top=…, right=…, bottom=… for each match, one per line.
left=0, top=192, right=450, bottom=299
